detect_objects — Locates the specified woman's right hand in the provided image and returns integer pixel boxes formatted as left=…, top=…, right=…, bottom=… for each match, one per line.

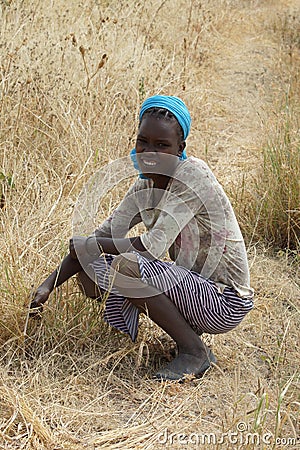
left=29, top=286, right=51, bottom=316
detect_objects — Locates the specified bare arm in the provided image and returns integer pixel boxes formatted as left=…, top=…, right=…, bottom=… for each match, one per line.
left=30, top=235, right=149, bottom=311
left=70, top=234, right=151, bottom=260
left=30, top=254, right=82, bottom=310
left=95, top=236, right=147, bottom=256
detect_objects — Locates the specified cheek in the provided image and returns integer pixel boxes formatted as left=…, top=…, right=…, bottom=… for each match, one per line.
left=158, top=153, right=179, bottom=167
left=135, top=142, right=142, bottom=153
left=165, top=146, right=180, bottom=156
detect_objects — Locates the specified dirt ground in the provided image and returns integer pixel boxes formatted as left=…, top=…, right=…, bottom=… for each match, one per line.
left=192, top=0, right=297, bottom=179
left=0, top=0, right=299, bottom=449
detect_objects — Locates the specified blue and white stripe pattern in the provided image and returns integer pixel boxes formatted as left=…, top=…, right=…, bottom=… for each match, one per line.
left=92, top=255, right=140, bottom=340
left=92, top=254, right=254, bottom=342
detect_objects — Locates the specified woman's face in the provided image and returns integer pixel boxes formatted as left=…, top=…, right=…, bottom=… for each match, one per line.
left=135, top=115, right=185, bottom=181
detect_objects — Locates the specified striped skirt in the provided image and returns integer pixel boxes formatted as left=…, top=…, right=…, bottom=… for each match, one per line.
left=92, top=253, right=254, bottom=342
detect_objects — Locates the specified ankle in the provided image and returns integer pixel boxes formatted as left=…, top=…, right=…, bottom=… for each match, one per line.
left=177, top=347, right=204, bottom=358
left=177, top=339, right=207, bottom=357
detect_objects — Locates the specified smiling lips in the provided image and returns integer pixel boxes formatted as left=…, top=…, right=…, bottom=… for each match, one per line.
left=140, top=157, right=158, bottom=167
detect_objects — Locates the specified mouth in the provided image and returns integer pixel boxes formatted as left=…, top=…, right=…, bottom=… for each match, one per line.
left=139, top=157, right=158, bottom=167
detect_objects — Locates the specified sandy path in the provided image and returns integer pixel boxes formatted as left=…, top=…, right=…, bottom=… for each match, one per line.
left=202, top=0, right=298, bottom=184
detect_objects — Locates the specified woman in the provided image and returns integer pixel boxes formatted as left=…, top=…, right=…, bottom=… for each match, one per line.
left=30, top=95, right=254, bottom=381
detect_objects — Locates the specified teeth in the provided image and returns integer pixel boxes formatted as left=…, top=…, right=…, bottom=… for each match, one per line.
left=142, top=159, right=157, bottom=166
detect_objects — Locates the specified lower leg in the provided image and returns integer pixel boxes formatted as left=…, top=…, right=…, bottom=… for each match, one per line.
left=76, top=270, right=101, bottom=299
left=128, top=291, right=214, bottom=378
left=132, top=291, right=205, bottom=356
left=111, top=254, right=214, bottom=378
left=127, top=288, right=212, bottom=361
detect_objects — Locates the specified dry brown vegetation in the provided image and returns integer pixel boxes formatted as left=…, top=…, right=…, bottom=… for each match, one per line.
left=0, top=0, right=299, bottom=449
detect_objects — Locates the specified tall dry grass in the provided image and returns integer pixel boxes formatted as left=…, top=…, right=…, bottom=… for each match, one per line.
left=232, top=20, right=300, bottom=252
left=0, top=0, right=299, bottom=449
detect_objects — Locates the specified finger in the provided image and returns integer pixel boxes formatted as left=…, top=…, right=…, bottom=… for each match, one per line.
left=30, top=300, right=41, bottom=309
left=29, top=305, right=43, bottom=318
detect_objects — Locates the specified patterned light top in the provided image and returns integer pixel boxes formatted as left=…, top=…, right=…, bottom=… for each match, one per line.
left=95, top=157, right=254, bottom=298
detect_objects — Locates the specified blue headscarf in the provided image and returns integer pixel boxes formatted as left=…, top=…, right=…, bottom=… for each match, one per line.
left=131, top=95, right=191, bottom=178
left=139, top=95, right=191, bottom=139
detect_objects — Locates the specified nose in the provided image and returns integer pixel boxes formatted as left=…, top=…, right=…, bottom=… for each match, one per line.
left=142, top=143, right=156, bottom=153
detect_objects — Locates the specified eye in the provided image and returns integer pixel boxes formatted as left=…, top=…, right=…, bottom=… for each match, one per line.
left=157, top=142, right=169, bottom=148
left=136, top=137, right=147, bottom=144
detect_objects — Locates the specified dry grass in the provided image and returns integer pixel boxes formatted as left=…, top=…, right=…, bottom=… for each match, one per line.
left=0, top=0, right=299, bottom=449
left=232, top=64, right=300, bottom=251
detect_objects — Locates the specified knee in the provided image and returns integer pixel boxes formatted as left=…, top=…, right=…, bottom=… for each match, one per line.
left=111, top=252, right=140, bottom=277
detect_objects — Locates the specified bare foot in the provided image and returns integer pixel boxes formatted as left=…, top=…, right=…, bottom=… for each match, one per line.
left=154, top=349, right=217, bottom=381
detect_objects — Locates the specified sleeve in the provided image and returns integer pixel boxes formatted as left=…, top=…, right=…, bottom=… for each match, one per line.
left=94, top=182, right=143, bottom=238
